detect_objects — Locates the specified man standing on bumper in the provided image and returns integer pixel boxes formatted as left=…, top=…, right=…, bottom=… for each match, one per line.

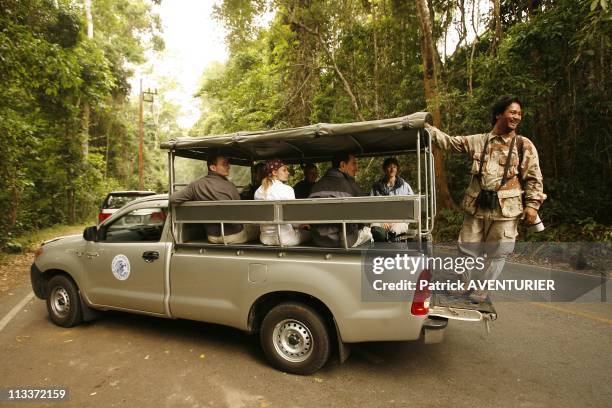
left=425, top=95, right=546, bottom=301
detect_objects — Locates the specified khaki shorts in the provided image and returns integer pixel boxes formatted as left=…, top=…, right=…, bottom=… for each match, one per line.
left=458, top=214, right=518, bottom=259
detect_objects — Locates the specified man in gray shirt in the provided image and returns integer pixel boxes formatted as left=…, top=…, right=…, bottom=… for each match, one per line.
left=170, top=153, right=258, bottom=244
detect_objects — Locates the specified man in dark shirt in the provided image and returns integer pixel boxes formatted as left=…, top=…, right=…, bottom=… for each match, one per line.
left=294, top=163, right=319, bottom=199
left=170, top=153, right=258, bottom=244
left=309, top=152, right=372, bottom=247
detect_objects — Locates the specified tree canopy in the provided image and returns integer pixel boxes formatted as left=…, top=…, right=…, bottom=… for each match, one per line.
left=193, top=0, right=611, bottom=241
left=0, top=0, right=167, bottom=241
left=0, top=0, right=609, bottom=244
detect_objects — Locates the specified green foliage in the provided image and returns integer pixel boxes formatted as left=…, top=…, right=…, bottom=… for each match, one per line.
left=193, top=30, right=284, bottom=133
left=439, top=0, right=611, bottom=235
left=3, top=0, right=607, bottom=244
left=195, top=0, right=610, bottom=242
left=432, top=208, right=464, bottom=243
left=197, top=0, right=427, bottom=131
left=0, top=0, right=164, bottom=245
left=212, top=0, right=268, bottom=52
left=1, top=223, right=88, bottom=265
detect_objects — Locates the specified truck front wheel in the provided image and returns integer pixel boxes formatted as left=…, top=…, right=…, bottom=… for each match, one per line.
left=260, top=302, right=330, bottom=375
left=46, top=275, right=83, bottom=327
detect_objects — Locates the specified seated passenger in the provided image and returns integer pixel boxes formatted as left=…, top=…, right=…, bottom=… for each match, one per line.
left=170, top=152, right=258, bottom=244
left=240, top=162, right=266, bottom=200
left=309, top=152, right=372, bottom=248
left=370, top=157, right=414, bottom=240
left=255, top=159, right=310, bottom=246
left=293, top=163, right=319, bottom=199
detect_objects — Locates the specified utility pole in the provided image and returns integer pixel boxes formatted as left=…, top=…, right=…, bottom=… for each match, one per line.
left=138, top=79, right=157, bottom=190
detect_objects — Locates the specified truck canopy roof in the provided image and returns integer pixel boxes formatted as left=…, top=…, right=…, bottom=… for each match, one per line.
left=160, top=112, right=432, bottom=165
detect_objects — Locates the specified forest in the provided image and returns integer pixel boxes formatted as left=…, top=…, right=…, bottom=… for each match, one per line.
left=0, top=0, right=610, bottom=246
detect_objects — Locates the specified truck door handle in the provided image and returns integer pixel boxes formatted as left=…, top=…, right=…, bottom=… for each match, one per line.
left=142, top=251, right=159, bottom=262
left=85, top=252, right=98, bottom=259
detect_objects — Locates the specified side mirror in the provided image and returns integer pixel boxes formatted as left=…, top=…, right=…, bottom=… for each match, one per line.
left=83, top=226, right=98, bottom=242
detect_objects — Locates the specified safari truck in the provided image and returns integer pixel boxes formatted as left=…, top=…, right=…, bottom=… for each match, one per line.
left=30, top=112, right=496, bottom=375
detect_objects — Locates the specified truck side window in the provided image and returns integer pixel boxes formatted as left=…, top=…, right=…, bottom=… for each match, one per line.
left=103, top=207, right=167, bottom=243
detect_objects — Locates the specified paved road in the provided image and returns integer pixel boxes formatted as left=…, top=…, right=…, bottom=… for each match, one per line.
left=0, top=270, right=610, bottom=407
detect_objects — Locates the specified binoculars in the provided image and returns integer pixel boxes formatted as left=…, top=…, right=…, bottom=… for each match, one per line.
left=476, top=189, right=499, bottom=210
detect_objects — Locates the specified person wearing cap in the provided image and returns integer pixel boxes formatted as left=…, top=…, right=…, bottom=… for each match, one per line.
left=254, top=159, right=311, bottom=246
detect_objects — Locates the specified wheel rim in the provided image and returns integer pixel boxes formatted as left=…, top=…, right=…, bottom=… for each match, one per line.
left=50, top=286, right=71, bottom=318
left=272, top=319, right=313, bottom=363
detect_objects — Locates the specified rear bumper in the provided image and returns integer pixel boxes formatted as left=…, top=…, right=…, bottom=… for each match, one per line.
left=30, top=263, right=46, bottom=299
left=422, top=316, right=448, bottom=344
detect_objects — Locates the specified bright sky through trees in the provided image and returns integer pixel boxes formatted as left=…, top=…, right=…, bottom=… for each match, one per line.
left=132, top=0, right=229, bottom=129
left=134, top=0, right=488, bottom=129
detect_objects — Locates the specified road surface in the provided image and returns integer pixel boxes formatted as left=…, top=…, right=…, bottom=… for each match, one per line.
left=0, top=258, right=610, bottom=407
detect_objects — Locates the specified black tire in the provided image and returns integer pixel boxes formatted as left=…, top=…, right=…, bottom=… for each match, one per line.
left=46, top=275, right=83, bottom=327
left=260, top=302, right=330, bottom=375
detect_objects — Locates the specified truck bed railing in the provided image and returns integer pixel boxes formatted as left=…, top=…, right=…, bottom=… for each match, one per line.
left=172, top=195, right=422, bottom=250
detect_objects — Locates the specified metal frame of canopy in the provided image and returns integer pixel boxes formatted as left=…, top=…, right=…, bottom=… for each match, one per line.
left=161, top=112, right=437, bottom=246
left=161, top=112, right=432, bottom=164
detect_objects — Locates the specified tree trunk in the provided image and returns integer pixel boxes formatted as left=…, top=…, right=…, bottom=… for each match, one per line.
left=415, top=0, right=455, bottom=210
left=458, top=0, right=467, bottom=48
left=326, top=46, right=365, bottom=121
left=468, top=2, right=483, bottom=96
left=491, top=0, right=502, bottom=55
left=372, top=3, right=381, bottom=119
left=81, top=103, right=89, bottom=160
left=8, top=186, right=20, bottom=230
left=105, top=127, right=110, bottom=179
left=468, top=37, right=477, bottom=95
left=67, top=188, right=76, bottom=224
left=81, top=0, right=94, bottom=161
left=85, top=0, right=94, bottom=39
left=280, top=0, right=318, bottom=126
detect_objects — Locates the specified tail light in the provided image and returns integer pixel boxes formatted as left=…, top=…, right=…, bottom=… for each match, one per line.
left=98, top=212, right=112, bottom=223
left=150, top=210, right=167, bottom=222
left=411, top=268, right=431, bottom=316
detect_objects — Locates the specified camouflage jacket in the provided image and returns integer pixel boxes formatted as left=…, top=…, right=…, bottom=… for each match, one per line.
left=428, top=126, right=546, bottom=220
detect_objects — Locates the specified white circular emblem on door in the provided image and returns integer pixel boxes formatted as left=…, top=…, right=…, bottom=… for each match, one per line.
left=111, top=254, right=131, bottom=280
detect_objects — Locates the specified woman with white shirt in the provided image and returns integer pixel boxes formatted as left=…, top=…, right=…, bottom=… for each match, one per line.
left=254, top=159, right=311, bottom=246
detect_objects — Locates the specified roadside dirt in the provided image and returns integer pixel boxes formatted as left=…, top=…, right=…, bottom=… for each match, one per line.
left=0, top=225, right=86, bottom=296
left=0, top=251, right=35, bottom=295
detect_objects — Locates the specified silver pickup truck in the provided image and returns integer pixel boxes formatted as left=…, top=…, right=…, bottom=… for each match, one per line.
left=30, top=112, right=496, bottom=374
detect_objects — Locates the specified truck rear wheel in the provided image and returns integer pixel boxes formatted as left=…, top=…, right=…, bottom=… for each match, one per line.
left=260, top=302, right=330, bottom=375
left=46, top=275, right=83, bottom=327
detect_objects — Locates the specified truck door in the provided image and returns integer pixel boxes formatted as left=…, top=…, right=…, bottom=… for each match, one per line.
left=82, top=203, right=168, bottom=315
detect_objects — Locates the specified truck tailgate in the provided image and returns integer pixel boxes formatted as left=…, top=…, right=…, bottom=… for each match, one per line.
left=429, top=291, right=497, bottom=322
